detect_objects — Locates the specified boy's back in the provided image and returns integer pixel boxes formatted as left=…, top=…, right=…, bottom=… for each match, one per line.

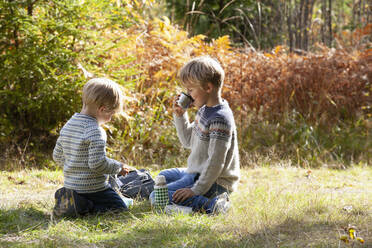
left=54, top=113, right=122, bottom=193
left=53, top=78, right=130, bottom=214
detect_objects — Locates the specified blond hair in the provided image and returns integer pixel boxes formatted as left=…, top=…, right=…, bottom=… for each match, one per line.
left=179, top=56, right=225, bottom=89
left=82, top=78, right=123, bottom=112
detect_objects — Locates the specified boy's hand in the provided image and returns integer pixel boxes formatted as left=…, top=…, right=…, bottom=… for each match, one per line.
left=173, top=95, right=186, bottom=117
left=118, top=164, right=131, bottom=176
left=172, top=188, right=195, bottom=203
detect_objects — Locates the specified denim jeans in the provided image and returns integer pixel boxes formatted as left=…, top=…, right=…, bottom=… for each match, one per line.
left=79, top=187, right=127, bottom=213
left=150, top=168, right=228, bottom=213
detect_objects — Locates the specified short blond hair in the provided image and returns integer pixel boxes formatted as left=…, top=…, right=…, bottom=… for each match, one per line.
left=179, top=56, right=225, bottom=89
left=82, top=78, right=123, bottom=112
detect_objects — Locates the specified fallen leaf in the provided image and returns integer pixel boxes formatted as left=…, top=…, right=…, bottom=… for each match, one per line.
left=340, top=235, right=349, bottom=243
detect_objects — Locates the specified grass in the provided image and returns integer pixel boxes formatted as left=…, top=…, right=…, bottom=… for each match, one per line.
left=0, top=164, right=371, bottom=247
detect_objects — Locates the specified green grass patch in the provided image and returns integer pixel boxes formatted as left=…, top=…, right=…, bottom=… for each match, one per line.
left=0, top=166, right=371, bottom=247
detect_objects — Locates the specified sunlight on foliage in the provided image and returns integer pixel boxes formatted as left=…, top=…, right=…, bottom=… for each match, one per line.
left=0, top=0, right=370, bottom=168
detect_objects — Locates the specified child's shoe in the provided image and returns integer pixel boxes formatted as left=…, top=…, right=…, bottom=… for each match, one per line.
left=211, top=192, right=230, bottom=215
left=165, top=204, right=193, bottom=215
left=53, top=187, right=93, bottom=218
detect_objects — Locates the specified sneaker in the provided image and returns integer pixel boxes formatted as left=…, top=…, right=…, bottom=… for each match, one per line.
left=212, top=192, right=230, bottom=215
left=165, top=204, right=193, bottom=215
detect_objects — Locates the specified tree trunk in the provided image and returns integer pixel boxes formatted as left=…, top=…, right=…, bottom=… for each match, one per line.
left=328, top=0, right=332, bottom=47
left=363, top=0, right=367, bottom=25
left=352, top=0, right=356, bottom=27
left=278, top=1, right=284, bottom=45
left=27, top=0, right=33, bottom=16
left=321, top=0, right=326, bottom=44
left=299, top=0, right=306, bottom=49
left=170, top=0, right=175, bottom=23
left=368, top=0, right=371, bottom=24
left=217, top=0, right=225, bottom=37
left=257, top=1, right=262, bottom=49
left=8, top=0, right=19, bottom=49
left=358, top=0, right=362, bottom=25
left=287, top=1, right=294, bottom=52
left=295, top=0, right=305, bottom=49
left=309, top=0, right=315, bottom=48
left=303, top=0, right=309, bottom=50
left=185, top=0, right=190, bottom=34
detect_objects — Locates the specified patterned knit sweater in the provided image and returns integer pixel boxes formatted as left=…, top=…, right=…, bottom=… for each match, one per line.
left=53, top=113, right=122, bottom=193
left=174, top=100, right=240, bottom=195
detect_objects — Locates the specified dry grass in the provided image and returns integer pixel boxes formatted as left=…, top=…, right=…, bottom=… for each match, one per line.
left=0, top=164, right=371, bottom=247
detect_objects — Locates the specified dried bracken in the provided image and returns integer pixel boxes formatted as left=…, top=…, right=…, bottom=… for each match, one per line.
left=120, top=18, right=371, bottom=126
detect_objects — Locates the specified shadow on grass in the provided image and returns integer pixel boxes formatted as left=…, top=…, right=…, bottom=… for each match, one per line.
left=51, top=211, right=240, bottom=248
left=0, top=199, right=151, bottom=232
left=0, top=235, right=100, bottom=248
left=0, top=200, right=154, bottom=247
left=0, top=206, right=50, bottom=234
left=100, top=220, right=240, bottom=248
left=1, top=204, right=370, bottom=247
left=99, top=205, right=371, bottom=247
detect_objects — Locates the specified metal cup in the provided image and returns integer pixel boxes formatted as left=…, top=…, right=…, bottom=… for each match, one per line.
left=177, top=92, right=194, bottom=109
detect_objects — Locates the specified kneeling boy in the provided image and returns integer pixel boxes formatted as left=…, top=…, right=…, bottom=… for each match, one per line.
left=53, top=78, right=131, bottom=213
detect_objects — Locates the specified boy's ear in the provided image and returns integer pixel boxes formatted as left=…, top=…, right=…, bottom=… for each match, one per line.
left=205, top=82, right=214, bottom=93
left=98, top=105, right=106, bottom=113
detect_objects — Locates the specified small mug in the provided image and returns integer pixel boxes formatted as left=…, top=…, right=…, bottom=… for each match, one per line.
left=177, top=92, right=194, bottom=109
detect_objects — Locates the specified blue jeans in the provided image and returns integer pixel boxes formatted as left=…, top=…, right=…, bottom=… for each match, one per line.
left=150, top=168, right=228, bottom=214
left=79, top=187, right=127, bottom=213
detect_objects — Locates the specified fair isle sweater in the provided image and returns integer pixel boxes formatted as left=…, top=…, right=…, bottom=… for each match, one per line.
left=53, top=113, right=122, bottom=193
left=174, top=100, right=240, bottom=195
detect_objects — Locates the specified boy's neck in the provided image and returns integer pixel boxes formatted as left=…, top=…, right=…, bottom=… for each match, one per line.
left=80, top=105, right=98, bottom=120
left=206, top=91, right=222, bottom=107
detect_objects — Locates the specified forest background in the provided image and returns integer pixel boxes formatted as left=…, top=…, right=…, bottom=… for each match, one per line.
left=0, top=0, right=370, bottom=170
left=0, top=0, right=371, bottom=247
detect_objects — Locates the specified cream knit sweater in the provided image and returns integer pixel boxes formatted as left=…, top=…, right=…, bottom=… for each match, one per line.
left=174, top=100, right=240, bottom=195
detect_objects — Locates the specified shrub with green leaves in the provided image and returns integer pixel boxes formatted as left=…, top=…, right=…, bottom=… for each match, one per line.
left=0, top=0, right=138, bottom=140
left=0, top=0, right=140, bottom=168
left=0, top=0, right=86, bottom=139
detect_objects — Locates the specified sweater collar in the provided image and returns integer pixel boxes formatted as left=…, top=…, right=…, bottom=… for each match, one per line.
left=73, top=113, right=97, bottom=122
left=204, top=99, right=228, bottom=110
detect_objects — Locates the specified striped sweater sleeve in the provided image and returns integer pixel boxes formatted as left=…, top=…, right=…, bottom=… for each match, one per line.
left=85, top=126, right=122, bottom=175
left=191, top=117, right=232, bottom=195
left=53, top=137, right=65, bottom=166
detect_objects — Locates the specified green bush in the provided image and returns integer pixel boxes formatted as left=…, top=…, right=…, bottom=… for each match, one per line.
left=0, top=0, right=137, bottom=138
left=0, top=0, right=86, bottom=139
left=0, top=0, right=139, bottom=169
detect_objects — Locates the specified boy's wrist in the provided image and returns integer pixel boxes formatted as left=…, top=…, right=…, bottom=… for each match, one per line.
left=119, top=163, right=136, bottom=176
left=174, top=107, right=186, bottom=117
left=173, top=109, right=187, bottom=118
left=118, top=164, right=129, bottom=176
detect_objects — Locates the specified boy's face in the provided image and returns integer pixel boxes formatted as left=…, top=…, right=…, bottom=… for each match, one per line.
left=184, top=82, right=210, bottom=109
left=96, top=106, right=116, bottom=125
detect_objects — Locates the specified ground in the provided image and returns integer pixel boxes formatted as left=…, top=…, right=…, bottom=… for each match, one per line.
left=0, top=165, right=371, bottom=247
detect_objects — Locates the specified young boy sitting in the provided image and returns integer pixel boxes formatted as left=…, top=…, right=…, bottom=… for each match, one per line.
left=53, top=78, right=131, bottom=214
left=151, top=56, right=240, bottom=214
